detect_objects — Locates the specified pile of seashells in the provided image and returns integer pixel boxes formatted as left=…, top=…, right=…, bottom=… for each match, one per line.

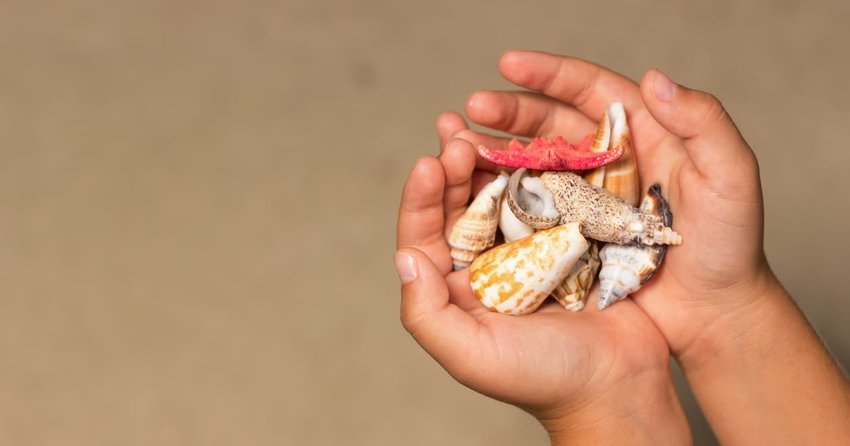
left=449, top=102, right=682, bottom=315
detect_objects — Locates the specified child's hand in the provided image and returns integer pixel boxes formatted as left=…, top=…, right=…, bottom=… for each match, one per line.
left=395, top=138, right=690, bottom=444
left=459, top=50, right=772, bottom=364
left=458, top=50, right=850, bottom=444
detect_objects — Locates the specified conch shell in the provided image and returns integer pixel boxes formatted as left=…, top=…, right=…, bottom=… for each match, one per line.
left=470, top=223, right=588, bottom=315
left=597, top=184, right=672, bottom=310
left=551, top=242, right=601, bottom=311
left=507, top=169, right=682, bottom=246
left=448, top=173, right=509, bottom=270
left=584, top=102, right=640, bottom=206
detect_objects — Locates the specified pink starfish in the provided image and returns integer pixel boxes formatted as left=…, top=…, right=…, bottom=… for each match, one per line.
left=478, top=135, right=624, bottom=171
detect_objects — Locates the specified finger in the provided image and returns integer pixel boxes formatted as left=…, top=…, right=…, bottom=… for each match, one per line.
left=396, top=248, right=480, bottom=366
left=498, top=50, right=643, bottom=121
left=397, top=157, right=451, bottom=272
left=465, top=90, right=596, bottom=140
left=437, top=112, right=468, bottom=148
left=451, top=129, right=511, bottom=173
left=439, top=138, right=477, bottom=234
left=447, top=269, right=489, bottom=315
left=639, top=69, right=756, bottom=178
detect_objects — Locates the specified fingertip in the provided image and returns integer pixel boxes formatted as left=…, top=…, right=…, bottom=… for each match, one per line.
left=441, top=137, right=476, bottom=186
left=402, top=156, right=446, bottom=210
left=464, top=90, right=505, bottom=126
left=437, top=112, right=467, bottom=147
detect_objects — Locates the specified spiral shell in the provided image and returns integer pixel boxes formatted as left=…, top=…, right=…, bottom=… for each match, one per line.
left=470, top=223, right=588, bottom=315
left=448, top=173, right=509, bottom=270
left=597, top=184, right=672, bottom=310
left=551, top=242, right=601, bottom=312
left=499, top=194, right=534, bottom=243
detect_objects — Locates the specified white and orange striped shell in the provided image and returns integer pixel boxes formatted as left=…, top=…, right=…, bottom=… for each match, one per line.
left=469, top=223, right=588, bottom=315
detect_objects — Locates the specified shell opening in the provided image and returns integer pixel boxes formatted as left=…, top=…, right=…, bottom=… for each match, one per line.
left=506, top=168, right=560, bottom=230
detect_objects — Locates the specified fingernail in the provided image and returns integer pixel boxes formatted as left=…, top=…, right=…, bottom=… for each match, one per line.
left=394, top=251, right=418, bottom=284
left=653, top=70, right=676, bottom=102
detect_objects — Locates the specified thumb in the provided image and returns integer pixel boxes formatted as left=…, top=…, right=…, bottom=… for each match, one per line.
left=394, top=248, right=478, bottom=367
left=640, top=69, right=755, bottom=177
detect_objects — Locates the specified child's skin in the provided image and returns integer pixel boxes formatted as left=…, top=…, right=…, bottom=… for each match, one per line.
left=395, top=50, right=850, bottom=444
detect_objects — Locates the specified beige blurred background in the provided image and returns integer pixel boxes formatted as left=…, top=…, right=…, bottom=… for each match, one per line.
left=0, top=0, right=848, bottom=444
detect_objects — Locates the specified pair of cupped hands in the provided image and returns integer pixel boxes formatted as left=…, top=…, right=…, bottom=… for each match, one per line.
left=395, top=50, right=775, bottom=443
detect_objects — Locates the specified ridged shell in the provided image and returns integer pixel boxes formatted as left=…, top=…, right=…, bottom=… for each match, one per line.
left=597, top=184, right=672, bottom=310
left=583, top=107, right=612, bottom=189
left=551, top=241, right=601, bottom=311
left=448, top=173, right=508, bottom=270
left=470, top=223, right=588, bottom=315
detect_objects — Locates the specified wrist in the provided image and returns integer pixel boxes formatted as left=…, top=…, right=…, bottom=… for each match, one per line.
left=673, top=266, right=785, bottom=372
left=539, top=368, right=692, bottom=445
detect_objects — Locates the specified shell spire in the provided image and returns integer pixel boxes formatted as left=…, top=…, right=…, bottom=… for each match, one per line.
left=448, top=173, right=509, bottom=270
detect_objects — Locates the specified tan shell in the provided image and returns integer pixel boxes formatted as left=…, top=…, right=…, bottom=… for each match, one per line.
left=533, top=170, right=681, bottom=245
left=448, top=173, right=509, bottom=270
left=551, top=241, right=601, bottom=311
left=597, top=184, right=672, bottom=310
left=470, top=223, right=588, bottom=315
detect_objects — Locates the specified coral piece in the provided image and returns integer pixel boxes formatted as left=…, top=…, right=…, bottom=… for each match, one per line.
left=597, top=184, right=672, bottom=310
left=448, top=173, right=509, bottom=270
left=478, top=136, right=625, bottom=171
left=470, top=223, right=588, bottom=315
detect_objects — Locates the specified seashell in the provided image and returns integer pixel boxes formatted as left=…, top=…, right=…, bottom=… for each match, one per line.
left=597, top=184, right=672, bottom=310
left=551, top=241, right=601, bottom=311
left=505, top=168, right=561, bottom=230
left=470, top=222, right=588, bottom=315
left=507, top=168, right=682, bottom=246
left=584, top=103, right=640, bottom=206
left=583, top=107, right=612, bottom=188
left=499, top=194, right=535, bottom=242
left=477, top=135, right=625, bottom=171
left=448, top=173, right=509, bottom=270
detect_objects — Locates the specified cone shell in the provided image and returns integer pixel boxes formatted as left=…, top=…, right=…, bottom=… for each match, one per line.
left=597, top=184, right=672, bottom=310
left=470, top=223, right=588, bottom=315
left=602, top=103, right=640, bottom=206
left=449, top=173, right=509, bottom=270
left=551, top=241, right=601, bottom=312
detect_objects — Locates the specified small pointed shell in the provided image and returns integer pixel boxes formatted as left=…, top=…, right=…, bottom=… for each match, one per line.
left=449, top=173, right=508, bottom=270
left=539, top=171, right=681, bottom=246
left=551, top=241, right=601, bottom=312
left=601, top=102, right=640, bottom=207
left=583, top=108, right=612, bottom=189
left=597, top=184, right=672, bottom=310
left=470, top=222, right=588, bottom=315
left=597, top=243, right=663, bottom=309
left=499, top=194, right=535, bottom=242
